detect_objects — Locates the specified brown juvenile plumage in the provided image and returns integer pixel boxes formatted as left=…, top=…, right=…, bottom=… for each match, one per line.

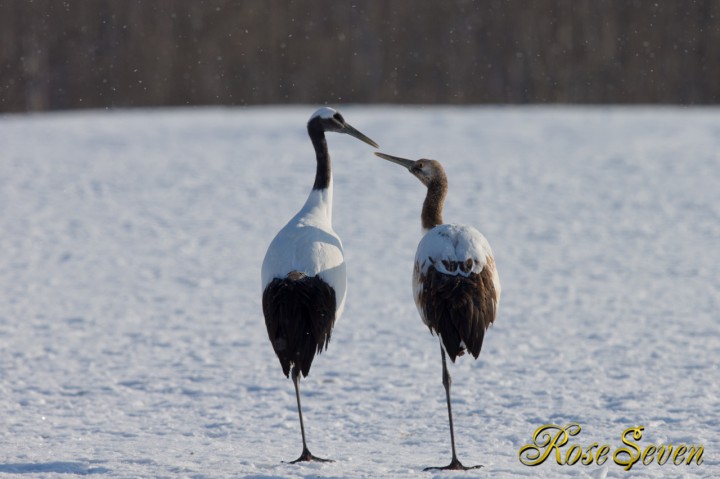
left=416, top=258, right=498, bottom=362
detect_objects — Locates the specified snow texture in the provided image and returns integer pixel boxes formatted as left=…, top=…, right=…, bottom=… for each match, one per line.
left=1, top=106, right=718, bottom=478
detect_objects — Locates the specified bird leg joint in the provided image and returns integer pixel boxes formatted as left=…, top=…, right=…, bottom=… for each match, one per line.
left=442, top=365, right=452, bottom=390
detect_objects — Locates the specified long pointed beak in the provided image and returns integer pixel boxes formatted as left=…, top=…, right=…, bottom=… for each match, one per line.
left=375, top=152, right=415, bottom=170
left=343, top=123, right=379, bottom=148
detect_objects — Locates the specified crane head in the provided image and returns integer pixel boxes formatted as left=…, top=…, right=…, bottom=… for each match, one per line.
left=308, top=107, right=379, bottom=148
left=375, top=152, right=446, bottom=187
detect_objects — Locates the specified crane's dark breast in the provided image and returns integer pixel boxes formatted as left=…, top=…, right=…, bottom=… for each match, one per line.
left=417, top=259, right=498, bottom=362
left=262, top=271, right=337, bottom=378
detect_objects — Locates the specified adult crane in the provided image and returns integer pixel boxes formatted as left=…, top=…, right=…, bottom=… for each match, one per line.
left=375, top=152, right=501, bottom=471
left=261, top=108, right=378, bottom=463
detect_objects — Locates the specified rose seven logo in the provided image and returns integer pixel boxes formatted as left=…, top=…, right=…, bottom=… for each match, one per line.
left=519, top=423, right=704, bottom=470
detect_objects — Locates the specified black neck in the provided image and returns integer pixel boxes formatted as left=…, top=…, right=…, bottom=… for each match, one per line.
left=421, top=177, right=447, bottom=230
left=308, top=123, right=331, bottom=190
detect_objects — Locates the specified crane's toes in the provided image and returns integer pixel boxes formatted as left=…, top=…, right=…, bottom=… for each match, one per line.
left=423, top=457, right=482, bottom=471
left=285, top=447, right=334, bottom=464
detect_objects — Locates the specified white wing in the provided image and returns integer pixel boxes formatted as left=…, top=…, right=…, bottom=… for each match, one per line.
left=413, top=223, right=500, bottom=322
left=416, top=224, right=494, bottom=273
left=261, top=190, right=347, bottom=316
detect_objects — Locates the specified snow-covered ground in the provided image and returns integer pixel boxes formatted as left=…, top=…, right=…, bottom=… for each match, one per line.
left=0, top=106, right=717, bottom=478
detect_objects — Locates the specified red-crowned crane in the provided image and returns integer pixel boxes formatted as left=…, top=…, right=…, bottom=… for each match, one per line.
left=375, top=152, right=501, bottom=471
left=261, top=108, right=378, bottom=463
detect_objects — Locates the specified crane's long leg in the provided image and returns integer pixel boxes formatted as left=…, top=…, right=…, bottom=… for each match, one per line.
left=286, top=366, right=333, bottom=464
left=424, top=341, right=482, bottom=471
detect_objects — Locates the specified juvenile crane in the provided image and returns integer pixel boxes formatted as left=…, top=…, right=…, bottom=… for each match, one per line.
left=375, top=152, right=501, bottom=471
left=261, top=108, right=378, bottom=463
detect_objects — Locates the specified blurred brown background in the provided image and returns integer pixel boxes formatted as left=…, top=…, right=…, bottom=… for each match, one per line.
left=2, top=0, right=719, bottom=112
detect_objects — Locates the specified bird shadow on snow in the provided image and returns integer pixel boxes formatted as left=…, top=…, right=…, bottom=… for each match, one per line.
left=0, top=462, right=110, bottom=475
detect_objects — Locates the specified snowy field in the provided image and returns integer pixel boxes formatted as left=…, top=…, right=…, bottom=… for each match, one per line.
left=0, top=106, right=718, bottom=478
